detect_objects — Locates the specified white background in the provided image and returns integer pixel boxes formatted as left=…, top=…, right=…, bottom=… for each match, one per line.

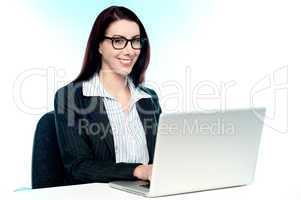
left=0, top=0, right=300, bottom=198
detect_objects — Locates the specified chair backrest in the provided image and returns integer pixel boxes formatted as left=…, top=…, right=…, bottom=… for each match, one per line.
left=31, top=111, right=65, bottom=189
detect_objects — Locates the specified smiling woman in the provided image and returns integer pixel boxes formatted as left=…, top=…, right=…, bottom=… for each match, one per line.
left=98, top=19, right=142, bottom=87
left=73, top=6, right=150, bottom=86
left=53, top=6, right=162, bottom=185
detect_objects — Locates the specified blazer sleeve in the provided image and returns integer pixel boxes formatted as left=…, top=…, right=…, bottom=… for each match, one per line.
left=54, top=87, right=141, bottom=183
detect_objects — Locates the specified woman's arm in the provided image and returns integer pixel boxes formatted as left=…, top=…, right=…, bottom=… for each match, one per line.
left=54, top=87, right=141, bottom=183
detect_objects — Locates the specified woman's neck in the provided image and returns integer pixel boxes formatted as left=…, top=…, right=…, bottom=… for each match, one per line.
left=99, top=69, right=129, bottom=98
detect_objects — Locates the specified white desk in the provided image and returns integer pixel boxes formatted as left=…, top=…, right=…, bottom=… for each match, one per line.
left=13, top=182, right=296, bottom=200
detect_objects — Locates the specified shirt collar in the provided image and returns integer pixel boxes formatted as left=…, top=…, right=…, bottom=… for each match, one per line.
left=82, top=73, right=152, bottom=101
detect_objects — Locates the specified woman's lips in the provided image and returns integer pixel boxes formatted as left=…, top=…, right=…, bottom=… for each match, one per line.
left=118, top=58, right=132, bottom=66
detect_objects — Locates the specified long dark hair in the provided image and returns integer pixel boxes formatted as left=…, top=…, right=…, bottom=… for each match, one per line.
left=73, top=6, right=150, bottom=87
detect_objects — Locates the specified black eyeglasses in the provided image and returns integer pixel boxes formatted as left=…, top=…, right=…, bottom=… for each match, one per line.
left=104, top=36, right=147, bottom=50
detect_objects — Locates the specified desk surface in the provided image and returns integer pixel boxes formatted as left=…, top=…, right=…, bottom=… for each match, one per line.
left=13, top=182, right=297, bottom=200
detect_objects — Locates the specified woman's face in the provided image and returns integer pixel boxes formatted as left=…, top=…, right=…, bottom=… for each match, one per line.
left=99, top=19, right=141, bottom=77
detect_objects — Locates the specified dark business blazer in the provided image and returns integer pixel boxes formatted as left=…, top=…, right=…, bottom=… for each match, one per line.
left=54, top=81, right=162, bottom=185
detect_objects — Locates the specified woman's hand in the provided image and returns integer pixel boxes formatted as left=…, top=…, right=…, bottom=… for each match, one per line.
left=133, top=164, right=152, bottom=181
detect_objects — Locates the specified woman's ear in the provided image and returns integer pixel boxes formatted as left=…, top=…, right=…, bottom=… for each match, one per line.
left=98, top=43, right=103, bottom=54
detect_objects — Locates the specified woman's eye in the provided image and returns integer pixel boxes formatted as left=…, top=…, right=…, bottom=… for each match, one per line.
left=114, top=38, right=124, bottom=44
left=133, top=38, right=140, bottom=43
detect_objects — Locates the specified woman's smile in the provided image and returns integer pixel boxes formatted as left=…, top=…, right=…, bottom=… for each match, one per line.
left=118, top=58, right=132, bottom=66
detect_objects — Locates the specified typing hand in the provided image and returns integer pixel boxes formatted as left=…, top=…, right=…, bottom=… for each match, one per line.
left=133, top=164, right=153, bottom=181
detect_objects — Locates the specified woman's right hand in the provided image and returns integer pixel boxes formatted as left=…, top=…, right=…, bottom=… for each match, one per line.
left=133, top=164, right=152, bottom=181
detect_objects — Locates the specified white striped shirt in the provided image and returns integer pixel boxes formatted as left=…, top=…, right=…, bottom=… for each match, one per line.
left=82, top=73, right=151, bottom=164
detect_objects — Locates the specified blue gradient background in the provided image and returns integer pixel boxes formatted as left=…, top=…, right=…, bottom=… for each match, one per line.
left=27, top=0, right=213, bottom=77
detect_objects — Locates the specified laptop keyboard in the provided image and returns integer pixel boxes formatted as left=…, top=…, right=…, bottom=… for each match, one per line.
left=139, top=182, right=150, bottom=189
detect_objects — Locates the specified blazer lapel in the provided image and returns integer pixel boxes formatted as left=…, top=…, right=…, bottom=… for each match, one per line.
left=81, top=95, right=158, bottom=164
left=82, top=96, right=116, bottom=161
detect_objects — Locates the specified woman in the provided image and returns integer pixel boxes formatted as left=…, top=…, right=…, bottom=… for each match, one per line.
left=54, top=6, right=161, bottom=185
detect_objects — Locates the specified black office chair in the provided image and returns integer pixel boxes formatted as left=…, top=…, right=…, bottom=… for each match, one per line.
left=31, top=111, right=65, bottom=189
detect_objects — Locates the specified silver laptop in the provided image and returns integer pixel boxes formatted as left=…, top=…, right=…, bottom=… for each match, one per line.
left=109, top=107, right=266, bottom=197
